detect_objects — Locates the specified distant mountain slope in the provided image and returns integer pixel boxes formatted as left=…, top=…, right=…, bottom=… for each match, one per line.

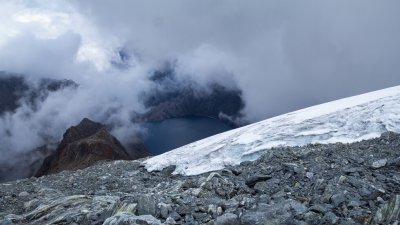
left=144, top=85, right=400, bottom=175
left=0, top=72, right=77, bottom=115
left=136, top=67, right=244, bottom=126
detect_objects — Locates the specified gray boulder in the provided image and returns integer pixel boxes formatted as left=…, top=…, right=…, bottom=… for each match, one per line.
left=215, top=213, right=239, bottom=225
left=103, top=213, right=162, bottom=225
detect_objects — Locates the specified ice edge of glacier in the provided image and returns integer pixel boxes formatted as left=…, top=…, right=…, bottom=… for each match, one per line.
left=144, top=85, right=400, bottom=176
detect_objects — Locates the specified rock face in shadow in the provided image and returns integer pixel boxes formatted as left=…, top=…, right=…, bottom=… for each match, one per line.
left=0, top=75, right=27, bottom=114
left=36, top=118, right=136, bottom=177
left=136, top=67, right=245, bottom=126
left=0, top=72, right=77, bottom=115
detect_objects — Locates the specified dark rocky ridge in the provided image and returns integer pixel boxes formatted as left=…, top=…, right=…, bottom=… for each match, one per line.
left=1, top=132, right=399, bottom=224
left=35, top=118, right=148, bottom=177
left=136, top=67, right=245, bottom=126
left=0, top=72, right=77, bottom=115
left=0, top=74, right=27, bottom=114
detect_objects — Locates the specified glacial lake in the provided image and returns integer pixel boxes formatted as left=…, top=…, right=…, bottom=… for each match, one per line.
left=143, top=116, right=233, bottom=155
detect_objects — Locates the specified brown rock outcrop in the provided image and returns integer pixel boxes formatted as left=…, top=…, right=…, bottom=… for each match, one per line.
left=36, top=118, right=134, bottom=176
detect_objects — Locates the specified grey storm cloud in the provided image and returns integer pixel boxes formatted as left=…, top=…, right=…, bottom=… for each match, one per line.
left=0, top=0, right=400, bottom=159
left=71, top=0, right=400, bottom=119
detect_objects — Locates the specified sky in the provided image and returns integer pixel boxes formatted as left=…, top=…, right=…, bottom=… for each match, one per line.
left=0, top=0, right=400, bottom=158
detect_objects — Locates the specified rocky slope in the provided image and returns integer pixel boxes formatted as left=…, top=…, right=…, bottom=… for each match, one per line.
left=1, top=132, right=399, bottom=225
left=136, top=68, right=244, bottom=126
left=35, top=118, right=148, bottom=177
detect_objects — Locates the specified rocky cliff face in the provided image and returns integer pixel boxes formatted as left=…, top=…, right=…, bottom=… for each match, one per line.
left=35, top=118, right=146, bottom=177
left=1, top=132, right=399, bottom=224
left=136, top=68, right=245, bottom=126
left=0, top=72, right=77, bottom=115
left=0, top=74, right=27, bottom=114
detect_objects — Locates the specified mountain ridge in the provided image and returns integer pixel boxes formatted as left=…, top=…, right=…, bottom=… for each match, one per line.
left=35, top=118, right=147, bottom=177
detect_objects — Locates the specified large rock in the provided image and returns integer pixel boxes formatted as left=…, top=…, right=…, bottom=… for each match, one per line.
left=0, top=194, right=120, bottom=225
left=240, top=200, right=304, bottom=225
left=372, top=195, right=400, bottom=224
left=137, top=194, right=158, bottom=216
left=215, top=213, right=239, bottom=225
left=103, top=213, right=162, bottom=225
left=199, top=172, right=236, bottom=198
left=36, top=118, right=135, bottom=176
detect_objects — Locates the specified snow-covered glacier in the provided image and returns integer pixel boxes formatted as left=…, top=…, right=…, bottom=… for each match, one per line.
left=144, top=85, right=400, bottom=175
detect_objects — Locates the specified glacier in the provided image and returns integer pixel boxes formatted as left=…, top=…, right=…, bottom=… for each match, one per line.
left=144, top=85, right=400, bottom=175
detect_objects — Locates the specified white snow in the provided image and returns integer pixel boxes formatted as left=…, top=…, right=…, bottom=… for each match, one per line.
left=144, top=85, right=400, bottom=175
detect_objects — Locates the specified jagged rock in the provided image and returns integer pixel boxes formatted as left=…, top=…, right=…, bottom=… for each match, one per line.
left=36, top=118, right=135, bottom=176
left=372, top=195, right=400, bottom=224
left=103, top=213, right=162, bottom=225
left=330, top=193, right=347, bottom=207
left=17, top=192, right=28, bottom=197
left=253, top=178, right=281, bottom=194
left=115, top=202, right=137, bottom=215
left=338, top=175, right=347, bottom=184
left=322, top=212, right=339, bottom=224
left=158, top=203, right=170, bottom=219
left=160, top=165, right=177, bottom=176
left=309, top=204, right=331, bottom=214
left=215, top=213, right=239, bottom=225
left=1, top=195, right=120, bottom=224
left=168, top=211, right=181, bottom=221
left=137, top=194, right=158, bottom=217
left=164, top=217, right=177, bottom=225
left=306, top=172, right=314, bottom=179
left=372, top=159, right=388, bottom=169
left=199, top=172, right=235, bottom=198
left=240, top=200, right=303, bottom=225
left=244, top=174, right=272, bottom=188
left=391, top=157, right=400, bottom=167
left=240, top=211, right=268, bottom=225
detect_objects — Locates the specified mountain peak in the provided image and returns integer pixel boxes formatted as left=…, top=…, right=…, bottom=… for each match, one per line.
left=58, top=118, right=104, bottom=150
left=36, top=119, right=131, bottom=176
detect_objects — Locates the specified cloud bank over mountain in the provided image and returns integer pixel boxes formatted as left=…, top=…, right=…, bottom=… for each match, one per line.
left=0, top=0, right=400, bottom=159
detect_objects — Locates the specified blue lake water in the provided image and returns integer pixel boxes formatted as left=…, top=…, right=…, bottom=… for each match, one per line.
left=143, top=116, right=233, bottom=155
